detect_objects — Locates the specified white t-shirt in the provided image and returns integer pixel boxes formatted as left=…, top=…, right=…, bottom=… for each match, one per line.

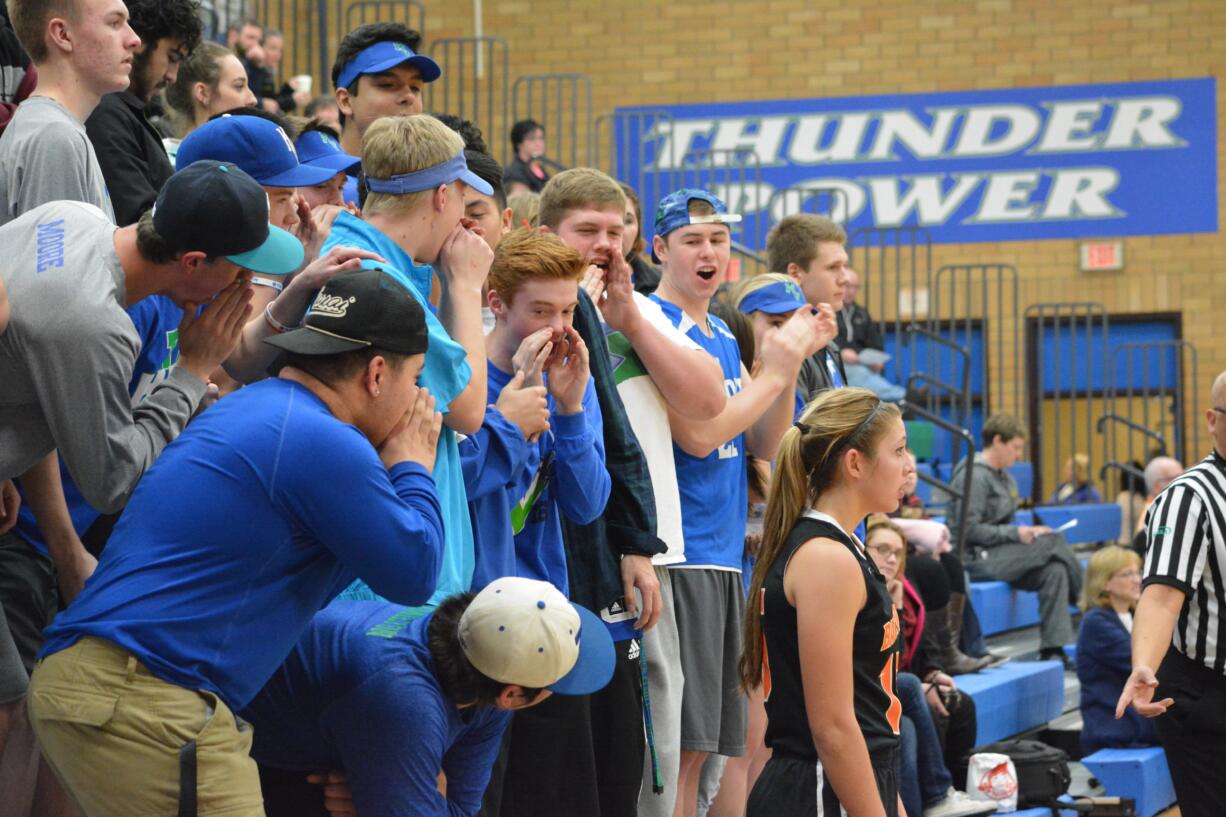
left=603, top=292, right=700, bottom=566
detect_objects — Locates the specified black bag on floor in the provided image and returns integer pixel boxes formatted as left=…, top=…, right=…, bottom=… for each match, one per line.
left=974, top=739, right=1071, bottom=808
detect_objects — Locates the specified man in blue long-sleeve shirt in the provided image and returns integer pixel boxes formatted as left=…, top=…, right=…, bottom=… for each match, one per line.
left=470, top=228, right=611, bottom=592
left=28, top=269, right=446, bottom=817
left=246, top=578, right=616, bottom=817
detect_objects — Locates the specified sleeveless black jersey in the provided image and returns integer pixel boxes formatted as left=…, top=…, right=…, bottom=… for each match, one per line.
left=758, top=511, right=902, bottom=760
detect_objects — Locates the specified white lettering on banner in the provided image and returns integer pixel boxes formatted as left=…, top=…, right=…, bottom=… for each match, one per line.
left=649, top=94, right=1186, bottom=170
left=867, top=174, right=982, bottom=226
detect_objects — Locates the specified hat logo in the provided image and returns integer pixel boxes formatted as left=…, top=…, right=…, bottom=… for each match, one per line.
left=785, top=282, right=804, bottom=300
left=311, top=292, right=357, bottom=318
left=394, top=43, right=412, bottom=57
left=276, top=126, right=298, bottom=159
left=322, top=135, right=339, bottom=150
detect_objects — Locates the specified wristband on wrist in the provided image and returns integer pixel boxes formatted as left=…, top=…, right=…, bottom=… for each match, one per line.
left=250, top=275, right=284, bottom=291
left=264, top=302, right=294, bottom=334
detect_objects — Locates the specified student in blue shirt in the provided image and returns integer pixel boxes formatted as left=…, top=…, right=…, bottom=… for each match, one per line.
left=648, top=189, right=836, bottom=809
left=478, top=229, right=611, bottom=592
left=247, top=577, right=615, bottom=817
left=321, top=114, right=496, bottom=607
left=28, top=269, right=447, bottom=817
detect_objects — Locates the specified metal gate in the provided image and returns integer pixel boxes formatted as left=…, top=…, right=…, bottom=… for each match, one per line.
left=428, top=37, right=509, bottom=161
left=511, top=74, right=593, bottom=171
left=930, top=263, right=1023, bottom=421
left=676, top=148, right=767, bottom=251
left=1025, top=303, right=1110, bottom=503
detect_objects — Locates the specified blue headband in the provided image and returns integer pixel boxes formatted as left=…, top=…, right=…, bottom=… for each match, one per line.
left=364, top=151, right=495, bottom=196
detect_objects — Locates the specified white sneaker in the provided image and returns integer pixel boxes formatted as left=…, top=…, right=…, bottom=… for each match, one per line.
left=922, top=788, right=999, bottom=817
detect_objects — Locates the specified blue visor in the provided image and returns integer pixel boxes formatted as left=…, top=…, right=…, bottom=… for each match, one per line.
left=548, top=604, right=616, bottom=696
left=336, top=40, right=441, bottom=90
left=365, top=151, right=494, bottom=196
left=738, top=280, right=808, bottom=315
left=295, top=130, right=361, bottom=175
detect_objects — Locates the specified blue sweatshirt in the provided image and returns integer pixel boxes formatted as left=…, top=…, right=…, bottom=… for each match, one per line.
left=460, top=405, right=534, bottom=590
left=245, top=602, right=510, bottom=817
left=39, top=378, right=444, bottom=711
left=480, top=361, right=610, bottom=595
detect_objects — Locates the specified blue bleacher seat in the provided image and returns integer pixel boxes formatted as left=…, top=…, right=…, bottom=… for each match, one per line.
left=914, top=462, right=936, bottom=506
left=955, top=661, right=1065, bottom=745
left=1082, top=747, right=1176, bottom=817
left=969, top=580, right=1040, bottom=635
left=1034, top=503, right=1122, bottom=545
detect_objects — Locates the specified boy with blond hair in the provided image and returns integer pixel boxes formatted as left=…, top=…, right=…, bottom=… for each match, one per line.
left=322, top=114, right=493, bottom=607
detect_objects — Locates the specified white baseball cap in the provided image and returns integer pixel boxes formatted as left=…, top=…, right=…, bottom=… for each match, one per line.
left=458, top=577, right=615, bottom=695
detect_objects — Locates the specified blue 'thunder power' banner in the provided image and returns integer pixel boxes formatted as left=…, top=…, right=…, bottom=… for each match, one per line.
left=614, top=78, right=1217, bottom=248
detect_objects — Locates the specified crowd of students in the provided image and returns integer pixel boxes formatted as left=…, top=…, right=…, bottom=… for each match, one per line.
left=0, top=2, right=1217, bottom=817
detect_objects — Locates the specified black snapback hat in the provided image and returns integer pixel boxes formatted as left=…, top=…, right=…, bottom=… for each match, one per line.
left=264, top=268, right=430, bottom=357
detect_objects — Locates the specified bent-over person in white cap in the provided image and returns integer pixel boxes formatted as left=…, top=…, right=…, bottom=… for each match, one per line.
left=245, top=577, right=616, bottom=817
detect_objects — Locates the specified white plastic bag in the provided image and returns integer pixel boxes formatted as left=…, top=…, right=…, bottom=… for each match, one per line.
left=966, top=752, right=1017, bottom=813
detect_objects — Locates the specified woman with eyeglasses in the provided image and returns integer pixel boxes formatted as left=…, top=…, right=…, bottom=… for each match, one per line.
left=1077, top=546, right=1159, bottom=754
left=865, top=518, right=995, bottom=817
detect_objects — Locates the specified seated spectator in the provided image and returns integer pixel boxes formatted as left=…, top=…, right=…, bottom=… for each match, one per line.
left=28, top=268, right=445, bottom=815
left=949, top=413, right=1083, bottom=667
left=1050, top=452, right=1103, bottom=505
left=163, top=42, right=257, bottom=156
left=257, top=29, right=310, bottom=115
left=247, top=579, right=615, bottom=817
left=322, top=114, right=493, bottom=607
left=294, top=121, right=360, bottom=210
left=85, top=0, right=204, bottom=226
left=1076, top=546, right=1157, bottom=754
left=504, top=118, right=550, bottom=194
left=835, top=267, right=906, bottom=402
left=1140, top=455, right=1184, bottom=531
left=619, top=182, right=660, bottom=295
left=890, top=452, right=1006, bottom=669
left=508, top=189, right=540, bottom=228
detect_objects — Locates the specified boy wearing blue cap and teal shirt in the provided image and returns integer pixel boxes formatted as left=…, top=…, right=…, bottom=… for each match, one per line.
left=29, top=268, right=447, bottom=816
left=323, top=114, right=494, bottom=608
left=248, top=577, right=615, bottom=817
left=648, top=189, right=836, bottom=808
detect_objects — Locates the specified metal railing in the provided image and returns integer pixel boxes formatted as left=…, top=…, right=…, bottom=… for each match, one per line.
left=767, top=185, right=853, bottom=229
left=428, top=37, right=509, bottom=161
left=592, top=109, right=678, bottom=226
left=1024, top=302, right=1110, bottom=503
left=1109, top=340, right=1200, bottom=466
left=931, top=263, right=1022, bottom=420
left=511, top=73, right=592, bottom=171
left=850, top=226, right=934, bottom=388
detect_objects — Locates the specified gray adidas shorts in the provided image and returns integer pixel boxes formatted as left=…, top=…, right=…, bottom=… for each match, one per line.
left=671, top=567, right=748, bottom=757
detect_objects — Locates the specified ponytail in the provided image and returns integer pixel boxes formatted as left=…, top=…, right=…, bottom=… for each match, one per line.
left=739, top=387, right=901, bottom=691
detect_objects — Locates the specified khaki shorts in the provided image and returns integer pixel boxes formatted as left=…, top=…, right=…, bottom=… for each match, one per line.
left=28, top=637, right=264, bottom=817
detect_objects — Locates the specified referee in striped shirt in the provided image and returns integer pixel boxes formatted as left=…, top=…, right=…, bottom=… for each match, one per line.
left=1116, top=370, right=1226, bottom=817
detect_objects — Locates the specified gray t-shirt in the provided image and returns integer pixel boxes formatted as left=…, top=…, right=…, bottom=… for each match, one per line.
left=0, top=96, right=115, bottom=225
left=0, top=201, right=206, bottom=513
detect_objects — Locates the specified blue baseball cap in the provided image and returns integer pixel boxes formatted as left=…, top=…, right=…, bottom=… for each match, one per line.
left=653, top=188, right=742, bottom=240
left=364, top=150, right=494, bottom=197
left=295, top=129, right=361, bottom=175
left=176, top=115, right=339, bottom=188
left=155, top=161, right=305, bottom=277
left=335, top=40, right=441, bottom=91
left=738, top=279, right=808, bottom=315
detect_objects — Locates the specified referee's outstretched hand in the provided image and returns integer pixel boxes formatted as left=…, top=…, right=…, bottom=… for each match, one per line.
left=1115, top=666, right=1175, bottom=719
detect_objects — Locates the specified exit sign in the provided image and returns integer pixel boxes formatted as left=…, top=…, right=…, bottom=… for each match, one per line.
left=1080, top=241, right=1124, bottom=271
